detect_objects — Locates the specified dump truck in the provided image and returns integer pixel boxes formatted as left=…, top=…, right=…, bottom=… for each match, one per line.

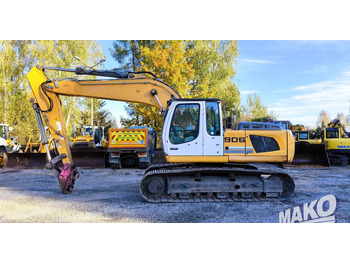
left=108, top=126, right=156, bottom=169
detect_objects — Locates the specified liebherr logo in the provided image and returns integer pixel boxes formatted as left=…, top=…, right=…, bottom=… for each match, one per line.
left=279, top=195, right=337, bottom=223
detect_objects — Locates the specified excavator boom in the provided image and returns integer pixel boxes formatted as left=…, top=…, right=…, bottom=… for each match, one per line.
left=27, top=65, right=181, bottom=193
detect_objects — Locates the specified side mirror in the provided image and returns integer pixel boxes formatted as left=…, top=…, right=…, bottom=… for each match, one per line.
left=9, top=127, right=13, bottom=132
left=226, top=117, right=232, bottom=129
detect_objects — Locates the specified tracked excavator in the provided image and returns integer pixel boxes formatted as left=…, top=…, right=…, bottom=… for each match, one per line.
left=321, top=119, right=350, bottom=165
left=27, top=64, right=296, bottom=203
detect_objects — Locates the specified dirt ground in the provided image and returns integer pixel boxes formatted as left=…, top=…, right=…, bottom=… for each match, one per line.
left=0, top=164, right=349, bottom=223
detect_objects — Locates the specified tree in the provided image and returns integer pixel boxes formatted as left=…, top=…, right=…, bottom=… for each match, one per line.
left=0, top=40, right=103, bottom=144
left=335, top=112, right=350, bottom=126
left=240, top=93, right=277, bottom=121
left=110, top=40, right=152, bottom=71
left=189, top=40, right=240, bottom=115
left=113, top=40, right=195, bottom=145
left=111, top=40, right=240, bottom=147
left=316, top=110, right=331, bottom=128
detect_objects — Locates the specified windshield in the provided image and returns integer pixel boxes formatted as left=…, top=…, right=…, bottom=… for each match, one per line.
left=299, top=132, right=308, bottom=140
left=0, top=125, right=7, bottom=140
left=326, top=129, right=339, bottom=139
left=84, top=127, right=93, bottom=136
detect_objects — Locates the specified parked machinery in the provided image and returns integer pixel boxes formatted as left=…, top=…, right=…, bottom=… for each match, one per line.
left=69, top=125, right=108, bottom=168
left=321, top=119, right=350, bottom=166
left=0, top=124, right=10, bottom=167
left=4, top=129, right=56, bottom=169
left=291, top=130, right=330, bottom=167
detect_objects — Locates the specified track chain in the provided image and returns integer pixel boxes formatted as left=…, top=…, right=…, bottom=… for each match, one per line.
left=140, top=164, right=295, bottom=203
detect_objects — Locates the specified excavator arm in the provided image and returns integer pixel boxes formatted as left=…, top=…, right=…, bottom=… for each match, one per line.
left=27, top=65, right=181, bottom=193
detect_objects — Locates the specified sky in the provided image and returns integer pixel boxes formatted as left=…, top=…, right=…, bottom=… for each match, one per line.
left=99, top=40, right=350, bottom=128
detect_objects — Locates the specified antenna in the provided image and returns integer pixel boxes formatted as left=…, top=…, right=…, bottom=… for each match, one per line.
left=91, top=57, right=106, bottom=69
left=74, top=56, right=88, bottom=67
left=74, top=56, right=106, bottom=69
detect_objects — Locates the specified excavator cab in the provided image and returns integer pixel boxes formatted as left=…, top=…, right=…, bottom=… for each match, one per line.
left=163, top=99, right=224, bottom=159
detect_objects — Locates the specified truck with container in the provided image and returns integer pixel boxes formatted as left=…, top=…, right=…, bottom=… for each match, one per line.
left=108, top=126, right=156, bottom=169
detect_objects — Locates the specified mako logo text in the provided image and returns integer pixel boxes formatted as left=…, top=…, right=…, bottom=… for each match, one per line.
left=279, top=194, right=337, bottom=223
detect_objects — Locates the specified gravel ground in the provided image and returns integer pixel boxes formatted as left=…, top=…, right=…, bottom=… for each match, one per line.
left=0, top=164, right=349, bottom=223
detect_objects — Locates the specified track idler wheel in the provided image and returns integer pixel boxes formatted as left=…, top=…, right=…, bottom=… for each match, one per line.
left=141, top=176, right=166, bottom=198
left=58, top=164, right=78, bottom=194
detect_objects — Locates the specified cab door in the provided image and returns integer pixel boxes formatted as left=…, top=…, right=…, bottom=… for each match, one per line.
left=203, top=101, right=223, bottom=156
left=163, top=101, right=203, bottom=156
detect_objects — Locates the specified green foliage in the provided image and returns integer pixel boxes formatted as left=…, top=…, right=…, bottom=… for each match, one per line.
left=240, top=93, right=278, bottom=121
left=189, top=40, right=240, bottom=115
left=110, top=40, right=152, bottom=71
left=0, top=40, right=104, bottom=144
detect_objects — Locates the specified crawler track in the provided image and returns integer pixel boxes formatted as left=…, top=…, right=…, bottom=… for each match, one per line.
left=140, top=164, right=295, bottom=203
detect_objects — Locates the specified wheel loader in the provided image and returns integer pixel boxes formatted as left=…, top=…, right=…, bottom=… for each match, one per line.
left=4, top=127, right=57, bottom=169
left=69, top=125, right=108, bottom=168
left=289, top=130, right=330, bottom=167
left=26, top=64, right=296, bottom=202
left=290, top=120, right=350, bottom=167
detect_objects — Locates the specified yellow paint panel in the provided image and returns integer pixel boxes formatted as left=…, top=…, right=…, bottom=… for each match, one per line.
left=228, top=155, right=287, bottom=163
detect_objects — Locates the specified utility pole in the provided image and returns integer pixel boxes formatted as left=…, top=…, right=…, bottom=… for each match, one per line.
left=91, top=98, right=93, bottom=127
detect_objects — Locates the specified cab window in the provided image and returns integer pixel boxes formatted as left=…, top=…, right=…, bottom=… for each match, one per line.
left=326, top=130, right=339, bottom=139
left=206, top=102, right=220, bottom=136
left=169, top=104, right=200, bottom=144
left=249, top=135, right=280, bottom=153
left=299, top=132, right=308, bottom=140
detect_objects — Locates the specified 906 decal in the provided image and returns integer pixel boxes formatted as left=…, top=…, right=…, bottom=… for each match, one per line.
left=224, top=137, right=246, bottom=143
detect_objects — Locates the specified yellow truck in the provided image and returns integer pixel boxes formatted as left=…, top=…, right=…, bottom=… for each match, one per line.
left=108, top=126, right=156, bottom=169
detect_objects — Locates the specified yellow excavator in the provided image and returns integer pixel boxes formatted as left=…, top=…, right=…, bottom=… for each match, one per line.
left=27, top=64, right=295, bottom=202
left=321, top=119, right=350, bottom=165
